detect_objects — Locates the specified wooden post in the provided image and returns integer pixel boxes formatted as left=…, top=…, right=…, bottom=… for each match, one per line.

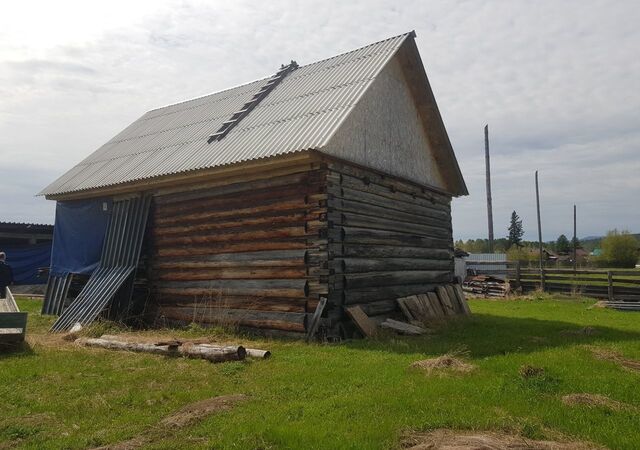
left=535, top=171, right=545, bottom=291
left=607, top=271, right=613, bottom=302
left=573, top=204, right=577, bottom=274
left=515, top=261, right=521, bottom=288
left=485, top=125, right=494, bottom=253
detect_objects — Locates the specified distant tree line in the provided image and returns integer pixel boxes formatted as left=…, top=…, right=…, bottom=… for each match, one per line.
left=455, top=210, right=639, bottom=268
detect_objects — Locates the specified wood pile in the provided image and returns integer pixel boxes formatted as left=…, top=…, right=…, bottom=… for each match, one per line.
left=397, top=284, right=470, bottom=321
left=344, top=284, right=471, bottom=338
left=462, top=275, right=510, bottom=297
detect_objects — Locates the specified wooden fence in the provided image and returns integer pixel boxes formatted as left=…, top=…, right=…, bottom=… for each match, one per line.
left=467, top=261, right=640, bottom=302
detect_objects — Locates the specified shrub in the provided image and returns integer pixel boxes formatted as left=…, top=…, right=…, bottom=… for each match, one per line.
left=601, top=230, right=639, bottom=268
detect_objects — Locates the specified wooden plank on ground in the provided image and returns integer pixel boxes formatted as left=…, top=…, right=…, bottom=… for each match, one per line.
left=345, top=305, right=377, bottom=337
left=380, top=319, right=426, bottom=335
left=305, top=297, right=327, bottom=342
left=417, top=294, right=435, bottom=318
left=454, top=284, right=471, bottom=315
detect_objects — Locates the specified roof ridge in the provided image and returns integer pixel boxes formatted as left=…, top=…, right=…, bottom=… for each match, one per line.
left=146, top=31, right=415, bottom=114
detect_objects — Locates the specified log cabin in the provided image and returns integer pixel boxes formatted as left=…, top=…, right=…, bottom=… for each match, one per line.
left=39, top=31, right=467, bottom=338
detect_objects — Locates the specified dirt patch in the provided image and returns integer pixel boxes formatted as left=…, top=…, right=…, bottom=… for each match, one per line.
left=562, top=393, right=633, bottom=411
left=410, top=353, right=475, bottom=374
left=590, top=347, right=640, bottom=373
left=93, top=394, right=246, bottom=450
left=519, top=365, right=545, bottom=379
left=402, top=429, right=602, bottom=449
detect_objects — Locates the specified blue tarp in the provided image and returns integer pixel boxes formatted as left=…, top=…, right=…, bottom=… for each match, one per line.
left=49, top=198, right=112, bottom=276
left=3, top=242, right=52, bottom=285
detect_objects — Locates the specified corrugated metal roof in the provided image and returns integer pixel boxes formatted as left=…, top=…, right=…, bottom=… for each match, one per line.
left=40, top=33, right=413, bottom=196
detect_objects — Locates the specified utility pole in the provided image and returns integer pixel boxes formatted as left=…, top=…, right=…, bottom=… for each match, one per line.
left=573, top=204, right=577, bottom=274
left=535, top=171, right=545, bottom=290
left=484, top=125, right=494, bottom=253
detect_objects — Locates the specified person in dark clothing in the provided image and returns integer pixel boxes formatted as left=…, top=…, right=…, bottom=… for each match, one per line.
left=0, top=252, right=14, bottom=298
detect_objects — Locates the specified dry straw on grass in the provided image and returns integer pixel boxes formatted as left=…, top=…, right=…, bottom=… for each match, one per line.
left=562, top=393, right=633, bottom=412
left=402, top=429, right=603, bottom=450
left=590, top=347, right=640, bottom=373
left=410, top=350, right=475, bottom=374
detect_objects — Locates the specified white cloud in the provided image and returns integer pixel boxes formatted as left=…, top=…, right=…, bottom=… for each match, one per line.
left=0, top=0, right=638, bottom=239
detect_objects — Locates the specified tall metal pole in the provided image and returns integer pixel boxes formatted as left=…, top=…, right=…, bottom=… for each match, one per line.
left=484, top=125, right=494, bottom=253
left=573, top=204, right=577, bottom=273
left=535, top=171, right=545, bottom=290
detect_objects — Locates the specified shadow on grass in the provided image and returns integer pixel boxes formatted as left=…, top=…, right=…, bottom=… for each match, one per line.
left=0, top=340, right=34, bottom=359
left=344, top=313, right=640, bottom=358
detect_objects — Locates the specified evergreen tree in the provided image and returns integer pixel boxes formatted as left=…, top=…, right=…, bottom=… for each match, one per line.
left=556, top=234, right=570, bottom=253
left=507, top=211, right=524, bottom=248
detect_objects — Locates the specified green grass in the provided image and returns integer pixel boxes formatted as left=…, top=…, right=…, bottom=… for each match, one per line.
left=2, top=296, right=640, bottom=449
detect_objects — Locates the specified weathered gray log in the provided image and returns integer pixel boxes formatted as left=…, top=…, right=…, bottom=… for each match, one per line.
left=338, top=227, right=451, bottom=248
left=344, top=283, right=442, bottom=304
left=341, top=258, right=451, bottom=273
left=343, top=270, right=451, bottom=289
left=245, top=348, right=272, bottom=359
left=339, top=245, right=452, bottom=260
left=380, top=319, right=426, bottom=335
left=331, top=215, right=451, bottom=240
left=76, top=337, right=246, bottom=362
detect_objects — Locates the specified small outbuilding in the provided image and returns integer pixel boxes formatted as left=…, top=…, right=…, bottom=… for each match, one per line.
left=40, top=32, right=467, bottom=338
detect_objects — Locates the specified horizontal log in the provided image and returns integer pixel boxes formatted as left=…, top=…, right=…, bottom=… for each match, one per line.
left=155, top=239, right=309, bottom=257
left=357, top=299, right=397, bottom=316
left=154, top=198, right=312, bottom=227
left=340, top=258, right=451, bottom=273
left=155, top=169, right=325, bottom=205
left=155, top=181, right=323, bottom=217
left=343, top=270, right=451, bottom=289
left=156, top=306, right=306, bottom=332
left=153, top=297, right=309, bottom=313
left=328, top=183, right=450, bottom=221
left=153, top=226, right=309, bottom=247
left=338, top=227, right=451, bottom=249
left=154, top=279, right=309, bottom=298
left=343, top=283, right=444, bottom=304
left=153, top=267, right=307, bottom=282
left=329, top=212, right=451, bottom=239
left=328, top=195, right=450, bottom=227
left=327, top=163, right=451, bottom=205
left=152, top=258, right=304, bottom=271
left=76, top=337, right=246, bottom=363
left=339, top=245, right=453, bottom=259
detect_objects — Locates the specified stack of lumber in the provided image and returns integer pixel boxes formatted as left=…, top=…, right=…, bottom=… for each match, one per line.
left=397, top=284, right=471, bottom=321
left=603, top=301, right=640, bottom=312
left=462, top=275, right=510, bottom=297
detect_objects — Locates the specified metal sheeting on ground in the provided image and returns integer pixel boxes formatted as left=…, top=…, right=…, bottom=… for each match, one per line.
left=41, top=273, right=73, bottom=315
left=40, top=33, right=411, bottom=197
left=51, top=195, right=151, bottom=331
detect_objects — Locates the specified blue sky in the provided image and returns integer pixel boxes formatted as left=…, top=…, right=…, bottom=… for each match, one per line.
left=1, top=0, right=638, bottom=240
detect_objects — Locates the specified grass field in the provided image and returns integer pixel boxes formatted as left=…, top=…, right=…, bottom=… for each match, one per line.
left=2, top=295, right=640, bottom=449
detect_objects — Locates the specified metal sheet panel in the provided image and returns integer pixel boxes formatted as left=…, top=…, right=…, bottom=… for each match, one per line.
left=41, top=273, right=73, bottom=316
left=40, top=33, right=411, bottom=196
left=50, top=195, right=151, bottom=331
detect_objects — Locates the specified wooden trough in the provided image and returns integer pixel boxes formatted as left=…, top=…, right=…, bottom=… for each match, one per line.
left=0, top=288, right=27, bottom=344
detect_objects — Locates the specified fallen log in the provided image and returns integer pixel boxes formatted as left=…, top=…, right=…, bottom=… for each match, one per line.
left=76, top=337, right=246, bottom=363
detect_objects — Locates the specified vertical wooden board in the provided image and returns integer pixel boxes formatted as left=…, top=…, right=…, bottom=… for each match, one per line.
left=345, top=305, right=377, bottom=337
left=445, top=285, right=462, bottom=313
left=436, top=286, right=456, bottom=315
left=396, top=297, right=415, bottom=321
left=454, top=284, right=472, bottom=315
left=426, top=292, right=445, bottom=317
left=404, top=295, right=424, bottom=321
left=417, top=294, right=435, bottom=318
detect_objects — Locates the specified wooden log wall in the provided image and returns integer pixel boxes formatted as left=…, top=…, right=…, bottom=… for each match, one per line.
left=148, top=168, right=329, bottom=336
left=325, top=160, right=454, bottom=336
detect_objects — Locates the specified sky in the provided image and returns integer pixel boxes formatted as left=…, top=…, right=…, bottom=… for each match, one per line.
left=1, top=0, right=638, bottom=241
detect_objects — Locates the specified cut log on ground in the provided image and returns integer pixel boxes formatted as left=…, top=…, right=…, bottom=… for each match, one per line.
left=76, top=337, right=246, bottom=363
